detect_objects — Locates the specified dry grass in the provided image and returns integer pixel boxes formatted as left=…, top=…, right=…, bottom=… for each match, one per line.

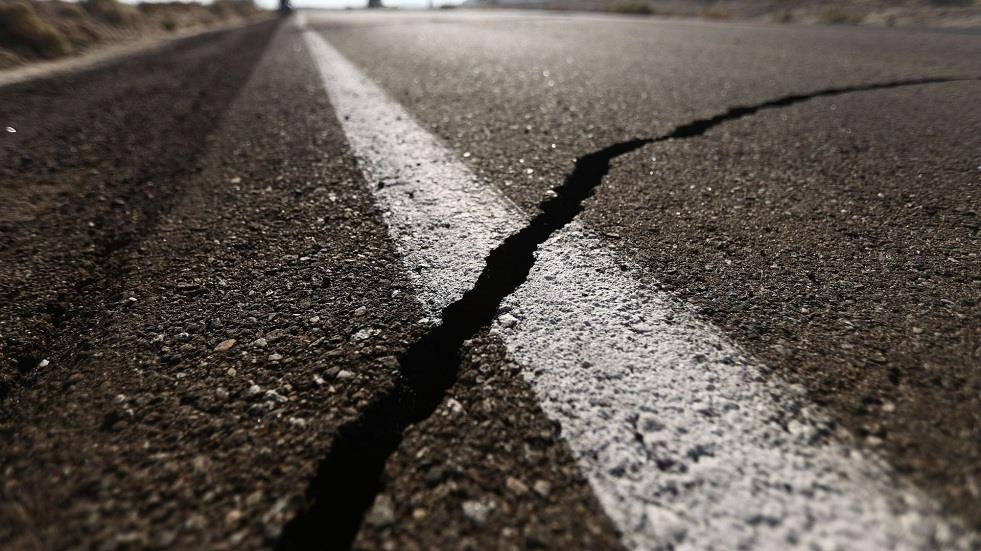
left=770, top=10, right=794, bottom=23
left=211, top=0, right=261, bottom=18
left=0, top=0, right=265, bottom=69
left=0, top=1, right=72, bottom=59
left=817, top=7, right=865, bottom=25
left=700, top=6, right=732, bottom=20
left=81, top=0, right=141, bottom=27
left=607, top=0, right=654, bottom=15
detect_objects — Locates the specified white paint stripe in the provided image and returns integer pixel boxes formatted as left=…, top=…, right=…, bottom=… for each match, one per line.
left=301, top=22, right=974, bottom=550
left=300, top=17, right=523, bottom=313
left=495, top=228, right=969, bottom=549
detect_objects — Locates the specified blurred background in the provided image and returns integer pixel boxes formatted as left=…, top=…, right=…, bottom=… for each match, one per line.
left=2, top=0, right=980, bottom=70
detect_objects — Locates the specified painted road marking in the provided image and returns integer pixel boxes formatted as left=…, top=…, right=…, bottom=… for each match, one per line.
left=300, top=19, right=523, bottom=313
left=301, top=20, right=974, bottom=550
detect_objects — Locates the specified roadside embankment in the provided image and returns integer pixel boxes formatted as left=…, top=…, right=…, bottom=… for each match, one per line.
left=0, top=0, right=268, bottom=69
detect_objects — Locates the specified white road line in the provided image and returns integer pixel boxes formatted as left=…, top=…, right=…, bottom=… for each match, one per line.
left=301, top=22, right=974, bottom=550
left=299, top=17, right=523, bottom=314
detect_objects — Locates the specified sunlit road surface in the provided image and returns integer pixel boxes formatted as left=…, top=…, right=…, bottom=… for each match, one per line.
left=1, top=9, right=979, bottom=550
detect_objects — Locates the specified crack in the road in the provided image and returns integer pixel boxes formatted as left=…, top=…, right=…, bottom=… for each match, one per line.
left=277, top=139, right=649, bottom=551
left=663, top=76, right=975, bottom=139
left=276, top=75, right=975, bottom=550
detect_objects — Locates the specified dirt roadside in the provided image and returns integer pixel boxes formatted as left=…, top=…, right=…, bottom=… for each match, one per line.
left=0, top=0, right=271, bottom=71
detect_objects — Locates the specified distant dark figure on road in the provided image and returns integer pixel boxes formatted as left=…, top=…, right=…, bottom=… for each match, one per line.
left=278, top=0, right=292, bottom=15
left=367, top=0, right=384, bottom=7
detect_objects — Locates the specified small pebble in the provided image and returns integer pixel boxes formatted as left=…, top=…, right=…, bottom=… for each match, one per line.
left=445, top=398, right=464, bottom=414
left=533, top=480, right=551, bottom=498
left=365, top=494, right=396, bottom=527
left=506, top=477, right=528, bottom=495
left=225, top=509, right=243, bottom=525
left=264, top=389, right=287, bottom=403
left=214, top=339, right=237, bottom=352
left=462, top=500, right=493, bottom=524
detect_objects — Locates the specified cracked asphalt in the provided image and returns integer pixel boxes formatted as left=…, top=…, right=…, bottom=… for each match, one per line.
left=1, top=8, right=979, bottom=550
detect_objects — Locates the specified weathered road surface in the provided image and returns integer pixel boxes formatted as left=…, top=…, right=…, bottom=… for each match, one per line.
left=1, top=9, right=979, bottom=550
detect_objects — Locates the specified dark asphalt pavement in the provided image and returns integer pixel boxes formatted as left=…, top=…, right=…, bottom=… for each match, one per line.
left=0, top=9, right=979, bottom=550
left=321, top=8, right=981, bottom=535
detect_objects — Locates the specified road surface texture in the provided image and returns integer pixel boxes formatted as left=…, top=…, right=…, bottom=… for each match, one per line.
left=0, top=9, right=979, bottom=550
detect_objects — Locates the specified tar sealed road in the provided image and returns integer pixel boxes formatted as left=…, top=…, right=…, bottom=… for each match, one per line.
left=0, top=9, right=979, bottom=551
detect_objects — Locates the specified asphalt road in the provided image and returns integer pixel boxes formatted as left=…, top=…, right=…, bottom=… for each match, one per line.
left=1, top=9, right=979, bottom=550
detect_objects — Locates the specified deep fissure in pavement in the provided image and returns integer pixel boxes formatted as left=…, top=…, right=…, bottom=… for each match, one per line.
left=664, top=76, right=972, bottom=140
left=276, top=137, right=652, bottom=550
left=276, top=75, right=973, bottom=549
